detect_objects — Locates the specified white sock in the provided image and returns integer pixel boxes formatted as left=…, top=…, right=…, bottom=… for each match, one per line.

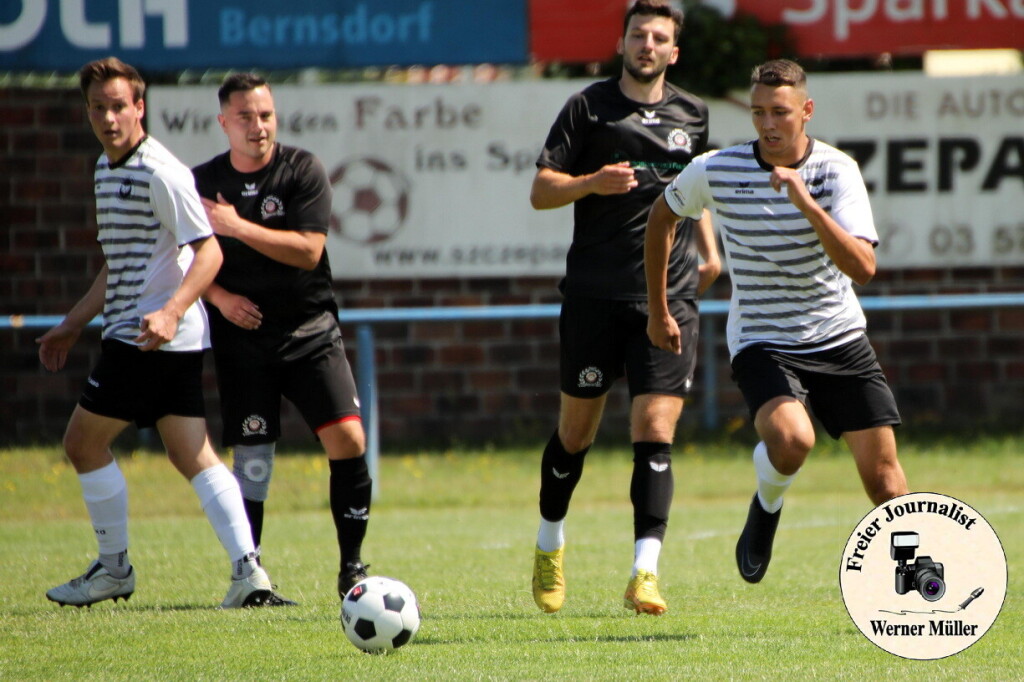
left=536, top=518, right=564, bottom=552
left=633, top=537, right=662, bottom=576
left=191, top=464, right=256, bottom=577
left=753, top=441, right=795, bottom=514
left=79, top=461, right=129, bottom=559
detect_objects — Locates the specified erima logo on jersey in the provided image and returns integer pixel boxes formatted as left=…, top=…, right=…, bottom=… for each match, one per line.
left=578, top=366, right=604, bottom=388
left=641, top=109, right=661, bottom=126
left=667, top=128, right=693, bottom=153
left=735, top=181, right=754, bottom=195
left=242, top=182, right=258, bottom=197
left=87, top=377, right=100, bottom=388
left=241, top=414, right=268, bottom=437
left=668, top=185, right=687, bottom=207
left=260, top=195, right=285, bottom=220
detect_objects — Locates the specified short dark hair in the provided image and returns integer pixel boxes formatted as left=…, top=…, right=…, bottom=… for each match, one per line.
left=218, top=73, right=270, bottom=106
left=750, top=59, right=807, bottom=89
left=78, top=56, right=145, bottom=102
left=623, top=0, right=684, bottom=45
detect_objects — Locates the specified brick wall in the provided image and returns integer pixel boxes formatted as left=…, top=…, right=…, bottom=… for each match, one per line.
left=3, top=87, right=1023, bottom=447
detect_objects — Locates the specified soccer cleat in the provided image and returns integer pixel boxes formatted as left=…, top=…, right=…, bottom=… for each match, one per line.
left=46, top=560, right=135, bottom=608
left=623, top=570, right=667, bottom=615
left=736, top=493, right=782, bottom=584
left=337, top=561, right=370, bottom=600
left=264, top=589, right=299, bottom=607
left=220, top=565, right=274, bottom=608
left=532, top=546, right=565, bottom=613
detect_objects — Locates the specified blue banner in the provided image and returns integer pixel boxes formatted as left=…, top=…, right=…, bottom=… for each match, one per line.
left=0, top=1, right=527, bottom=71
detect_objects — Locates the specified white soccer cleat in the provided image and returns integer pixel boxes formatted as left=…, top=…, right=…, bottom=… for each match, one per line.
left=220, top=565, right=274, bottom=608
left=46, top=560, right=135, bottom=608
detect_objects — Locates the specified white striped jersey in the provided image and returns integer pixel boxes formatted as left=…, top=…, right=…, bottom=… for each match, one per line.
left=93, top=136, right=213, bottom=351
left=663, top=139, right=878, bottom=358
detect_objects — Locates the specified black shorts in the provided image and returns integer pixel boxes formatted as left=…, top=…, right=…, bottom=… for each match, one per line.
left=79, top=339, right=206, bottom=428
left=559, top=296, right=698, bottom=399
left=730, top=334, right=902, bottom=440
left=211, top=311, right=361, bottom=446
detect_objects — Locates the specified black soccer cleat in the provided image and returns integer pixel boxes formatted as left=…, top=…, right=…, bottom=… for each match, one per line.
left=338, top=561, right=370, bottom=600
left=735, top=493, right=782, bottom=584
left=263, top=589, right=299, bottom=607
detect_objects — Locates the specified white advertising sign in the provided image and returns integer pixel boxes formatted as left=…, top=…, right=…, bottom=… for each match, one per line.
left=149, top=73, right=1024, bottom=278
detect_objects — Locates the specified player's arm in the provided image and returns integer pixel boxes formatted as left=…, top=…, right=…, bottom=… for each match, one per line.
left=202, top=192, right=325, bottom=271
left=136, top=236, right=223, bottom=351
left=770, top=167, right=876, bottom=285
left=644, top=195, right=684, bottom=354
left=529, top=163, right=638, bottom=210
left=36, top=265, right=108, bottom=372
left=203, top=281, right=263, bottom=331
left=694, top=209, right=721, bottom=296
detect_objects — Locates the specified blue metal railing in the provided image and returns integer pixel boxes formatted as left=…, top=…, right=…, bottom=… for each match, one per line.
left=6, top=292, right=1024, bottom=487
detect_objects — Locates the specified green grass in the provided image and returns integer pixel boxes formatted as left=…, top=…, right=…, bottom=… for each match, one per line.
left=1, top=437, right=1022, bottom=680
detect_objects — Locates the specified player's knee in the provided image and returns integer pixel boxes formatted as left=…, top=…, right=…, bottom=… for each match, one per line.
left=763, top=432, right=813, bottom=474
left=233, top=443, right=275, bottom=502
left=864, top=465, right=908, bottom=505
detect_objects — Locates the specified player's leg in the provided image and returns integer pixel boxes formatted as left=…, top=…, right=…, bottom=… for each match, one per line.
left=620, top=298, right=695, bottom=614
left=281, top=325, right=369, bottom=599
left=845, top=425, right=908, bottom=504
left=46, top=405, right=136, bottom=607
left=732, top=346, right=815, bottom=583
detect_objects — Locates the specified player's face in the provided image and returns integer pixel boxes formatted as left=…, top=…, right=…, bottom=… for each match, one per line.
left=85, top=77, right=145, bottom=163
left=618, top=14, right=679, bottom=85
left=219, top=86, right=277, bottom=170
left=750, top=83, right=814, bottom=167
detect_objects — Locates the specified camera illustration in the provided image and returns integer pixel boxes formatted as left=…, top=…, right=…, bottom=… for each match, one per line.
left=891, top=531, right=946, bottom=601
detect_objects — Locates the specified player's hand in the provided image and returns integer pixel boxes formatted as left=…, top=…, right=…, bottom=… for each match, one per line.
left=769, top=167, right=814, bottom=210
left=135, top=309, right=179, bottom=351
left=647, top=312, right=682, bottom=355
left=36, top=322, right=81, bottom=372
left=202, top=193, right=243, bottom=238
left=589, top=162, right=639, bottom=196
left=216, top=291, right=263, bottom=331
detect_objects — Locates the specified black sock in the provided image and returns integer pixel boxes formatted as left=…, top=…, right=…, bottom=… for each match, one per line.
left=330, top=457, right=372, bottom=567
left=539, top=430, right=589, bottom=521
left=242, top=498, right=264, bottom=549
left=630, top=442, right=674, bottom=541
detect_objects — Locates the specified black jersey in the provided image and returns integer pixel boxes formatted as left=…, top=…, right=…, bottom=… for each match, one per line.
left=192, top=144, right=338, bottom=337
left=537, top=78, right=709, bottom=300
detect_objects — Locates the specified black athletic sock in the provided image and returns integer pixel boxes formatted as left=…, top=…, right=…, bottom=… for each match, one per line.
left=329, top=457, right=372, bottom=567
left=630, top=442, right=674, bottom=542
left=242, top=498, right=264, bottom=549
left=538, top=429, right=589, bottom=522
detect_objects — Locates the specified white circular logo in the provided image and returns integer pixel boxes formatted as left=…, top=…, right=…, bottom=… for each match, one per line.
left=329, top=157, right=410, bottom=245
left=839, top=492, right=1006, bottom=660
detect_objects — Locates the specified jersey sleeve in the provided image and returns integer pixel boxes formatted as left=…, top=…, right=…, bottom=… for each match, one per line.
left=150, top=165, right=214, bottom=246
left=663, top=154, right=711, bottom=220
left=535, top=91, right=589, bottom=173
left=829, top=157, right=879, bottom=246
left=287, top=152, right=332, bottom=235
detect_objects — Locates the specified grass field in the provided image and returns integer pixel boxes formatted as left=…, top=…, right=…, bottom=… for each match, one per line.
left=1, top=436, right=1021, bottom=680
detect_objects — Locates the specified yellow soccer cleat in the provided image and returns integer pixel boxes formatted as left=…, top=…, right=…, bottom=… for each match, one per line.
left=623, top=570, right=667, bottom=615
left=532, top=546, right=565, bottom=613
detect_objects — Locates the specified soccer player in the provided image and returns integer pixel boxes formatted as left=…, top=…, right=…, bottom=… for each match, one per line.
left=528, top=0, right=720, bottom=615
left=37, top=57, right=275, bottom=609
left=646, top=59, right=910, bottom=584
left=192, top=74, right=372, bottom=604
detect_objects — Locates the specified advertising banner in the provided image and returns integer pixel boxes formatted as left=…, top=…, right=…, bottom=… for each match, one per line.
left=0, top=0, right=527, bottom=71
left=148, top=73, right=1024, bottom=278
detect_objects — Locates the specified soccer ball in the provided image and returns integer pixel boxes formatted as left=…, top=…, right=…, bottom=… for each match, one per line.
left=329, top=157, right=410, bottom=245
left=341, top=577, right=420, bottom=654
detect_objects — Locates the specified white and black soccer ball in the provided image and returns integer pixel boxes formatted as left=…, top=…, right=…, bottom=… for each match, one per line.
left=341, top=576, right=420, bottom=654
left=329, top=157, right=410, bottom=245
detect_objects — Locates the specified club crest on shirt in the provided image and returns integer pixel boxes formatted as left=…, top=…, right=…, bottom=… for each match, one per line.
left=260, top=194, right=285, bottom=220
left=667, top=128, right=693, bottom=153
left=241, top=414, right=268, bottom=437
left=578, top=366, right=604, bottom=388
left=118, top=178, right=133, bottom=199
left=640, top=109, right=661, bottom=126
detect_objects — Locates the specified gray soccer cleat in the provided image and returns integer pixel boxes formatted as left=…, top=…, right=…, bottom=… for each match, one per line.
left=221, top=565, right=274, bottom=608
left=46, top=560, right=135, bottom=608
